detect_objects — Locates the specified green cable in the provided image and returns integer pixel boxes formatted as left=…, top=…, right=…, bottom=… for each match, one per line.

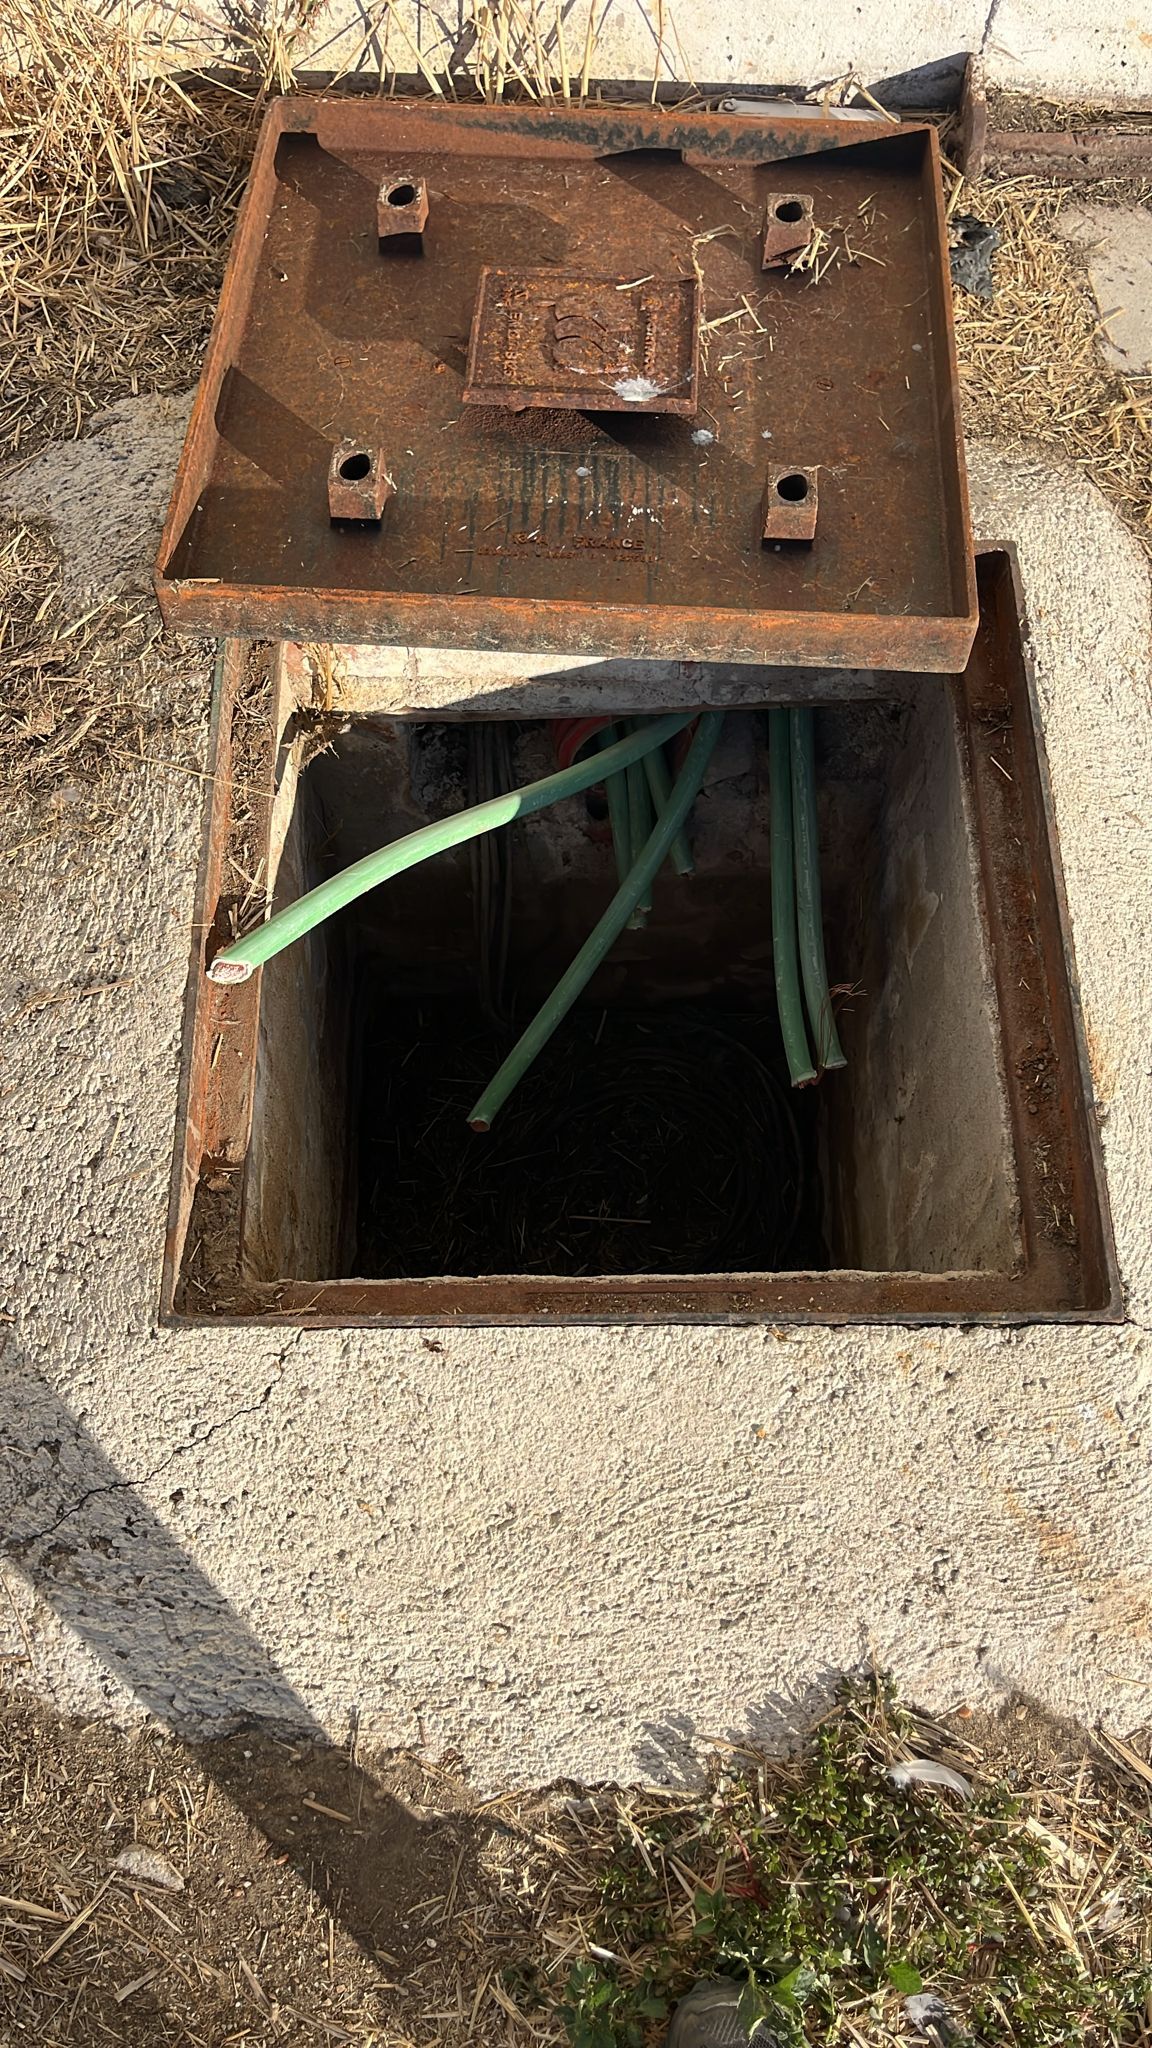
left=625, top=754, right=653, bottom=924
left=789, top=705, right=847, bottom=1072
left=768, top=710, right=816, bottom=1087
left=207, top=712, right=694, bottom=985
left=636, top=721, right=695, bottom=877
left=467, top=711, right=724, bottom=1131
left=596, top=725, right=633, bottom=891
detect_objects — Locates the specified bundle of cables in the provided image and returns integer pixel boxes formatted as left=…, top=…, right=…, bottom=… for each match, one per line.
left=208, top=707, right=846, bottom=1135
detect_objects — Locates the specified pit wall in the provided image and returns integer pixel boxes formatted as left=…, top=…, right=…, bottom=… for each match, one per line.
left=838, top=687, right=1020, bottom=1274
left=239, top=693, right=1016, bottom=1286
left=244, top=775, right=352, bottom=1284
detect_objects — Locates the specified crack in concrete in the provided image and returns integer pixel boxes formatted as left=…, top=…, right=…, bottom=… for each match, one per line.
left=7, top=1376, right=282, bottom=1556
left=979, top=0, right=1004, bottom=53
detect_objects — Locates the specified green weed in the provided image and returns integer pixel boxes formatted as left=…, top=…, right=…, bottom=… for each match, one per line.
left=551, top=1679, right=1152, bottom=2047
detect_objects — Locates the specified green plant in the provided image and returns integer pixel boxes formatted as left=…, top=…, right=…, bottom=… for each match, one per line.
left=549, top=1678, right=1152, bottom=2048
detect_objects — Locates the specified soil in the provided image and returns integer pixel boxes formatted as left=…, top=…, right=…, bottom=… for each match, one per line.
left=0, top=1687, right=488, bottom=2046
left=0, top=1683, right=1138, bottom=2047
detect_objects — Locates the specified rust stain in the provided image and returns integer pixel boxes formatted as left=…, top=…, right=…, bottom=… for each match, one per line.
left=463, top=269, right=700, bottom=416
left=1084, top=1009, right=1121, bottom=1107
left=1001, top=1486, right=1152, bottom=1642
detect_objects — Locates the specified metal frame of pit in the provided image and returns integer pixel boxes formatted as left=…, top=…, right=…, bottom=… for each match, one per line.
left=160, top=549, right=1119, bottom=1328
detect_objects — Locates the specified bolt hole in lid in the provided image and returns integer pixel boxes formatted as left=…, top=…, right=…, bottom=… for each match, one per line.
left=339, top=451, right=373, bottom=480
left=388, top=182, right=418, bottom=207
left=777, top=471, right=809, bottom=501
left=775, top=198, right=805, bottom=221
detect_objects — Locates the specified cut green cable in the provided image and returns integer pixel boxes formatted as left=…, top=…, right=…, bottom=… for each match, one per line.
left=467, top=711, right=724, bottom=1131
left=625, top=754, right=653, bottom=924
left=632, top=719, right=695, bottom=878
left=596, top=725, right=633, bottom=892
left=768, top=709, right=816, bottom=1087
left=207, top=712, right=694, bottom=985
left=789, top=705, right=847, bottom=1072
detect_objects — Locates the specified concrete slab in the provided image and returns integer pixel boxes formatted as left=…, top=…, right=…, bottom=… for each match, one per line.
left=1, top=421, right=1151, bottom=1790
left=1059, top=205, right=1152, bottom=377
left=986, top=0, right=1152, bottom=104
left=154, top=0, right=1152, bottom=107
left=171, top=0, right=990, bottom=103
left=0, top=391, right=194, bottom=608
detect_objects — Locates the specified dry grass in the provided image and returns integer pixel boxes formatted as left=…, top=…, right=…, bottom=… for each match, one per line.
left=4, top=1681, right=1152, bottom=2045
left=469, top=1682, right=1152, bottom=2048
left=985, top=89, right=1152, bottom=134
left=947, top=163, right=1152, bottom=549
left=0, top=2, right=264, bottom=825
left=0, top=1, right=259, bottom=460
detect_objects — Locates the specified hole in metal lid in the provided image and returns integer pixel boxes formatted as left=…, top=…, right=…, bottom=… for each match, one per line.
left=339, top=451, right=372, bottom=481
left=388, top=182, right=418, bottom=208
left=775, top=199, right=805, bottom=223
left=776, top=471, right=809, bottom=502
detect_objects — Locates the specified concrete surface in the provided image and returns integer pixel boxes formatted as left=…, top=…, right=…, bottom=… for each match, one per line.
left=138, top=0, right=1152, bottom=110
left=0, top=391, right=193, bottom=608
left=296, top=0, right=990, bottom=100
left=1060, top=205, right=1152, bottom=377
left=2, top=400, right=1152, bottom=1786
left=306, top=646, right=905, bottom=719
left=985, top=0, right=1152, bottom=104
left=311, top=0, right=1151, bottom=107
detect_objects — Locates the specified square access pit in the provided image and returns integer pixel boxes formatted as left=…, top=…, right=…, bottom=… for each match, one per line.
left=163, top=552, right=1118, bottom=1324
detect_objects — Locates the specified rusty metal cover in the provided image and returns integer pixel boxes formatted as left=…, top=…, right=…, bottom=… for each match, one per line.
left=155, top=97, right=977, bottom=673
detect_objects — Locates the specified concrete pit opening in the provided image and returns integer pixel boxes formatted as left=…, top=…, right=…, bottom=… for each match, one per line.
left=167, top=553, right=1116, bottom=1325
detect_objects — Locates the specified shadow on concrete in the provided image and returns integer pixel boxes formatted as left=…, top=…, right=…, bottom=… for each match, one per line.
left=0, top=1341, right=473, bottom=1964
left=634, top=1670, right=854, bottom=1787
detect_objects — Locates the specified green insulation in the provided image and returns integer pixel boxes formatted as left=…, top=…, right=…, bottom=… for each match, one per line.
left=467, top=711, right=725, bottom=1131
left=768, top=710, right=817, bottom=1087
left=625, top=755, right=653, bottom=923
left=206, top=713, right=695, bottom=985
left=789, top=705, right=847, bottom=1072
left=633, top=720, right=695, bottom=877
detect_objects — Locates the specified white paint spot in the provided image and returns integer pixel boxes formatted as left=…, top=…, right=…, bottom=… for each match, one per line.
left=761, top=428, right=773, bottom=439
left=691, top=428, right=715, bottom=446
left=575, top=465, right=591, bottom=477
left=612, top=376, right=663, bottom=403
